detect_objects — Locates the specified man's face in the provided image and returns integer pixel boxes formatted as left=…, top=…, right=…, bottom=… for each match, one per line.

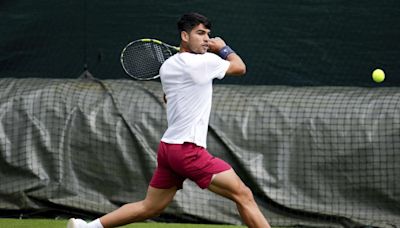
left=183, top=23, right=210, bottom=54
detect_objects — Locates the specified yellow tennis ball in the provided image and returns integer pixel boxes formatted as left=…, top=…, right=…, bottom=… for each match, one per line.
left=372, top=68, right=385, bottom=83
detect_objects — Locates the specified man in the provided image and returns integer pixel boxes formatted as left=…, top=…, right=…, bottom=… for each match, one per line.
left=68, top=12, right=270, bottom=228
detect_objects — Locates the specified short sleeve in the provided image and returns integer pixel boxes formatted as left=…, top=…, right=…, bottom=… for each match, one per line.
left=182, top=53, right=230, bottom=84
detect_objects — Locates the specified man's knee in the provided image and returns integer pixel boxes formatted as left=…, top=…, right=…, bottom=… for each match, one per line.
left=147, top=207, right=164, bottom=218
left=142, top=200, right=168, bottom=218
left=234, top=183, right=256, bottom=205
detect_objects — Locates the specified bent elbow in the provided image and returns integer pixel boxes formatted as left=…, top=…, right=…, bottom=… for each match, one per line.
left=239, top=65, right=246, bottom=75
left=229, top=65, right=246, bottom=76
left=226, top=59, right=247, bottom=76
left=235, top=64, right=246, bottom=76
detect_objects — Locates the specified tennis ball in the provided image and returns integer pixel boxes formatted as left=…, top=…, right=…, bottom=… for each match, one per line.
left=372, top=68, right=385, bottom=83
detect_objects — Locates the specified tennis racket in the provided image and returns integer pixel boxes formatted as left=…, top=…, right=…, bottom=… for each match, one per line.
left=120, top=38, right=180, bottom=80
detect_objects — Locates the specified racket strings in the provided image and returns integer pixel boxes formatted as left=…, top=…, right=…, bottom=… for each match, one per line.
left=122, top=42, right=173, bottom=80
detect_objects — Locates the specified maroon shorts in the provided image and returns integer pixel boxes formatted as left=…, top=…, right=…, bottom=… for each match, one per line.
left=150, top=142, right=231, bottom=189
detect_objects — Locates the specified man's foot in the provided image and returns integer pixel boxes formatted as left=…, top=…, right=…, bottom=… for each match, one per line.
left=67, top=218, right=88, bottom=228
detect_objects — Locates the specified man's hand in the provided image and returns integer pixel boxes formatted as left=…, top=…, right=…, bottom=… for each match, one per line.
left=208, top=37, right=246, bottom=76
left=208, top=37, right=226, bottom=53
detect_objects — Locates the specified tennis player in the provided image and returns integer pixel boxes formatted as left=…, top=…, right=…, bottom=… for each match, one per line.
left=68, top=12, right=270, bottom=228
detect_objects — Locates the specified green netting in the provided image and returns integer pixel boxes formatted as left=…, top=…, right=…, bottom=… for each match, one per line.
left=1, top=1, right=399, bottom=86
left=0, top=78, right=399, bottom=227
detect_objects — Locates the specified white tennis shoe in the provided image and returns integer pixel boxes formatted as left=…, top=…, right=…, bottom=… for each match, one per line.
left=67, top=218, right=88, bottom=228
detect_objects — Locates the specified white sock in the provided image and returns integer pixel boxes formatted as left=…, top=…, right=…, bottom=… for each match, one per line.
left=88, top=219, right=104, bottom=228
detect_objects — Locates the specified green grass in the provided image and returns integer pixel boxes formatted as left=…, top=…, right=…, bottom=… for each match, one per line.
left=0, top=219, right=246, bottom=228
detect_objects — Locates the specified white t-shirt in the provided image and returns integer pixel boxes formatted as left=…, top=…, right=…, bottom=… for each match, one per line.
left=160, top=52, right=230, bottom=148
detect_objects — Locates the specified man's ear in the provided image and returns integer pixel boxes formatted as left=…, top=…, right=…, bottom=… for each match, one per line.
left=181, top=31, right=189, bottom=42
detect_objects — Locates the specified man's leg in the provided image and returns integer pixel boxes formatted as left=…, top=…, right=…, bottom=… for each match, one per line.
left=207, top=169, right=271, bottom=228
left=99, top=186, right=177, bottom=228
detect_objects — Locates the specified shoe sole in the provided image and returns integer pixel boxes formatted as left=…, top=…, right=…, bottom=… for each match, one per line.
left=67, top=218, right=76, bottom=228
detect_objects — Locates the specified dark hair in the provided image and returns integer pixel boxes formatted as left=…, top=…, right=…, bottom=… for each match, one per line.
left=177, top=12, right=211, bottom=32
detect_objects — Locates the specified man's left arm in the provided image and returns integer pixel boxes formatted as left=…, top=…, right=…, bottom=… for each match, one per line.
left=208, top=37, right=246, bottom=76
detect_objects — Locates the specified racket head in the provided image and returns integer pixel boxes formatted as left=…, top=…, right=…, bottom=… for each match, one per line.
left=120, top=39, right=179, bottom=80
